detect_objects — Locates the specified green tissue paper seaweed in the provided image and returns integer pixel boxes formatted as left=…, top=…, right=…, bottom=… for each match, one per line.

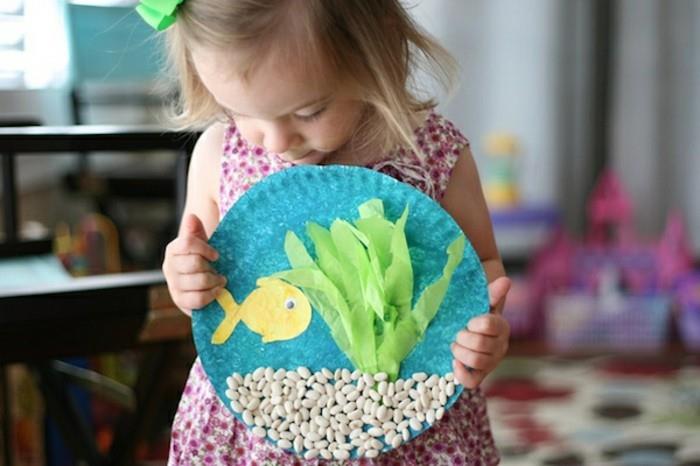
left=274, top=199, right=465, bottom=380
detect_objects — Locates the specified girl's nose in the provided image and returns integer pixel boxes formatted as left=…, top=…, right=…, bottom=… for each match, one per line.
left=262, top=121, right=301, bottom=154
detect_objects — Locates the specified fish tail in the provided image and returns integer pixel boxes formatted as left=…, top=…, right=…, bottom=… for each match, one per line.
left=211, top=288, right=241, bottom=344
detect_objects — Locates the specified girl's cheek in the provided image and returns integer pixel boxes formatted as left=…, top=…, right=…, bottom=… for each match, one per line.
left=319, top=117, right=355, bottom=147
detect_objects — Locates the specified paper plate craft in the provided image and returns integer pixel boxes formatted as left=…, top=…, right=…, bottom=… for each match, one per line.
left=193, top=165, right=489, bottom=460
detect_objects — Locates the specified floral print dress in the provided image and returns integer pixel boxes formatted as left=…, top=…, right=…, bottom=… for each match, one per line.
left=168, top=111, right=500, bottom=466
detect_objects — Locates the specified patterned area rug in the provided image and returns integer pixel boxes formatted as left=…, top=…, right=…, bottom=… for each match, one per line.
left=485, top=355, right=700, bottom=465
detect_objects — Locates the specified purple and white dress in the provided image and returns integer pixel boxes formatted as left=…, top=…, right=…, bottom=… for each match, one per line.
left=168, top=111, right=500, bottom=466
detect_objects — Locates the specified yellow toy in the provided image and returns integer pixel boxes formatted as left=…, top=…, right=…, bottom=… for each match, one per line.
left=211, top=277, right=312, bottom=344
left=483, top=132, right=520, bottom=209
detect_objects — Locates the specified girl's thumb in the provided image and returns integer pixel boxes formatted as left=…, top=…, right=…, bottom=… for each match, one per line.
left=181, top=213, right=207, bottom=239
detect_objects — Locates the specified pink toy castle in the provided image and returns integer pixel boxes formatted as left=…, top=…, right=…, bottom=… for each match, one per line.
left=508, top=170, right=696, bottom=351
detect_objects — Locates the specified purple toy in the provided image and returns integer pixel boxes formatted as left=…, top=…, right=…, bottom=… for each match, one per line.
left=525, top=170, right=694, bottom=351
left=677, top=273, right=700, bottom=351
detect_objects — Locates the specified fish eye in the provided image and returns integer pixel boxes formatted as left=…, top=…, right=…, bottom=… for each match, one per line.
left=284, top=298, right=296, bottom=310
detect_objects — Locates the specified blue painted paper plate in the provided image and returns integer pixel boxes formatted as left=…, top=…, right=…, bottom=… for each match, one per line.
left=193, top=165, right=489, bottom=457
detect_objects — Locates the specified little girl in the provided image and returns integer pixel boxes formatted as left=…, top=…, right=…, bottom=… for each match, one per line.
left=152, top=1, right=511, bottom=464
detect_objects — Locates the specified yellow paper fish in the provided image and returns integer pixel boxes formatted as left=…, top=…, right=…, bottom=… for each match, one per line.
left=211, top=277, right=312, bottom=345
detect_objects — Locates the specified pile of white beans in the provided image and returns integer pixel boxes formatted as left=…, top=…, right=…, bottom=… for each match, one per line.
left=225, top=367, right=458, bottom=460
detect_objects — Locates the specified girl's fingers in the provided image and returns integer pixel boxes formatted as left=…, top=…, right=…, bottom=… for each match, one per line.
left=488, top=276, right=511, bottom=313
left=172, top=254, right=216, bottom=274
left=175, top=271, right=227, bottom=292
left=168, top=235, right=219, bottom=262
left=467, top=314, right=508, bottom=337
left=455, top=330, right=501, bottom=354
left=452, top=359, right=484, bottom=389
left=450, top=342, right=494, bottom=372
left=177, top=287, right=224, bottom=311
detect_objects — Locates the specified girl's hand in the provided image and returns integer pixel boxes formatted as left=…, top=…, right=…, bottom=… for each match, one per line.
left=162, top=213, right=226, bottom=316
left=451, top=276, right=511, bottom=388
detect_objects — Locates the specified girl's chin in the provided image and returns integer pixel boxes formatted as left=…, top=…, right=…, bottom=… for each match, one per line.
left=287, top=150, right=327, bottom=165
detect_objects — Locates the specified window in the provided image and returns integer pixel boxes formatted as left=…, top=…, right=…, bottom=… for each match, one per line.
left=0, top=0, right=70, bottom=89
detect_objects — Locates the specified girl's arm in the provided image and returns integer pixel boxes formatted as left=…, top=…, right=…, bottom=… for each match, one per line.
left=440, top=146, right=511, bottom=388
left=180, top=122, right=226, bottom=237
left=440, top=146, right=505, bottom=287
left=162, top=123, right=226, bottom=314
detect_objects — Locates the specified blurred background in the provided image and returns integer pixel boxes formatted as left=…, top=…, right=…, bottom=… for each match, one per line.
left=0, top=0, right=698, bottom=465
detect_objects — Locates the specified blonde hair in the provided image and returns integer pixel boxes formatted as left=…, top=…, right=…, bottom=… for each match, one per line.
left=163, top=0, right=457, bottom=154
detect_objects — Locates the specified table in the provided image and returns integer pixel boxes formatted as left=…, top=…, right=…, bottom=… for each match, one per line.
left=0, top=125, right=196, bottom=466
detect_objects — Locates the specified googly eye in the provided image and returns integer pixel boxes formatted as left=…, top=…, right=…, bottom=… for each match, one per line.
left=284, top=298, right=296, bottom=310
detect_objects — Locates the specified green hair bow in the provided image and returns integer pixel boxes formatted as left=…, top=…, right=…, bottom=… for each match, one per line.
left=136, top=0, right=186, bottom=31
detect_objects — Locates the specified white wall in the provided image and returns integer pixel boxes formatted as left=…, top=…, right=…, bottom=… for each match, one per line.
left=412, top=0, right=570, bottom=207
left=415, top=0, right=700, bottom=253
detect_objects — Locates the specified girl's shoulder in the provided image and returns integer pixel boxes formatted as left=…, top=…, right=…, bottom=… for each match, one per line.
left=196, top=121, right=228, bottom=153
left=185, top=122, right=227, bottom=233
left=412, top=109, right=470, bottom=156
left=372, top=110, right=470, bottom=200
left=190, top=122, right=226, bottom=186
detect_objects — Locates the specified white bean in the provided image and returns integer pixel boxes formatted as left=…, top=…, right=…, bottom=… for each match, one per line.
left=376, top=405, right=388, bottom=422
left=393, top=408, right=404, bottom=424
left=293, top=435, right=303, bottom=453
left=331, top=405, right=343, bottom=416
left=368, top=438, right=383, bottom=450
left=436, top=407, right=445, bottom=420
left=315, top=439, right=329, bottom=450
left=333, top=449, right=350, bottom=460
left=277, top=439, right=292, bottom=449
left=226, top=376, right=235, bottom=389
left=304, top=437, right=315, bottom=450
left=246, top=398, right=260, bottom=411
left=314, top=415, right=329, bottom=428
left=342, top=402, right=357, bottom=414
